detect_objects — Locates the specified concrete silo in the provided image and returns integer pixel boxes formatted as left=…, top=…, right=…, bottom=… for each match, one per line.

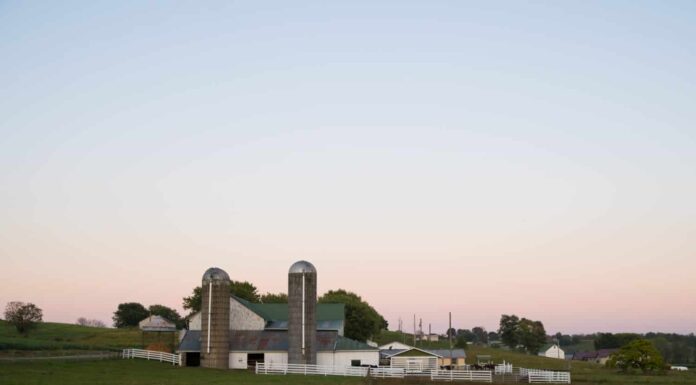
left=288, top=260, right=317, bottom=364
left=200, top=267, right=230, bottom=369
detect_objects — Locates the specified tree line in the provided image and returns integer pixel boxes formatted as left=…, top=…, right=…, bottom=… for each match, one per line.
left=112, top=280, right=389, bottom=343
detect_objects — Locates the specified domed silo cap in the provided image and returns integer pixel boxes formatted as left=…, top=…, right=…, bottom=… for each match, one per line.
left=202, top=267, right=230, bottom=282
left=289, top=260, right=316, bottom=274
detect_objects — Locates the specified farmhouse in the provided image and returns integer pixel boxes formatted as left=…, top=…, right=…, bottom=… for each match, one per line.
left=178, top=262, right=379, bottom=369
left=538, top=343, right=564, bottom=359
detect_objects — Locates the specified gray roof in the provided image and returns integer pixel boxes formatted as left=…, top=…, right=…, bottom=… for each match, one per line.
left=178, top=330, right=376, bottom=353
left=289, top=260, right=316, bottom=274
left=202, top=267, right=230, bottom=282
left=265, top=319, right=343, bottom=331
left=428, top=349, right=466, bottom=359
left=379, top=348, right=466, bottom=359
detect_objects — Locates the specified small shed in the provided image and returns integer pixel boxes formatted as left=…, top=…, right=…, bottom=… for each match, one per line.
left=139, top=315, right=177, bottom=351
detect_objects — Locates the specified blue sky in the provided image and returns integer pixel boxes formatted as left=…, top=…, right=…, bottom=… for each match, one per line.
left=1, top=1, right=695, bottom=333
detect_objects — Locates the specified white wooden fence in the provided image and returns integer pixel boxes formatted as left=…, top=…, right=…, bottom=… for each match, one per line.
left=519, top=368, right=571, bottom=384
left=122, top=348, right=180, bottom=366
left=431, top=369, right=493, bottom=383
left=495, top=362, right=513, bottom=374
left=255, top=362, right=369, bottom=377
left=370, top=367, right=406, bottom=378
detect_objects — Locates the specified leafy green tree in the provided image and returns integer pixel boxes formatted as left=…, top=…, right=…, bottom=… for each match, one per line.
left=595, top=333, right=640, bottom=349
left=113, top=302, right=149, bottom=328
left=260, top=292, right=288, bottom=303
left=455, top=329, right=474, bottom=348
left=148, top=304, right=185, bottom=329
left=230, top=280, right=260, bottom=302
left=472, top=326, right=489, bottom=345
left=182, top=286, right=202, bottom=312
left=182, top=280, right=261, bottom=313
left=319, top=289, right=386, bottom=342
left=608, top=339, right=665, bottom=373
left=498, top=314, right=520, bottom=349
left=516, top=318, right=546, bottom=354
left=4, top=302, right=43, bottom=335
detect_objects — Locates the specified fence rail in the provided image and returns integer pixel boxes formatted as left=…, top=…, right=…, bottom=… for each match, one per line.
left=255, top=362, right=369, bottom=377
left=519, top=368, right=571, bottom=384
left=431, top=369, right=493, bottom=383
left=370, top=367, right=406, bottom=378
left=122, top=349, right=180, bottom=366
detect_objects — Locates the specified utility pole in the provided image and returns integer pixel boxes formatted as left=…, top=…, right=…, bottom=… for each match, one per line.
left=449, top=312, right=453, bottom=367
left=413, top=314, right=416, bottom=346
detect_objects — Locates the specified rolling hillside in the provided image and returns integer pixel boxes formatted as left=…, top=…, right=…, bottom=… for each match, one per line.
left=0, top=320, right=144, bottom=351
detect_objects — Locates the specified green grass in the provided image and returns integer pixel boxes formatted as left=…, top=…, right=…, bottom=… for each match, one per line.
left=0, top=359, right=365, bottom=385
left=0, top=320, right=143, bottom=351
left=1, top=358, right=695, bottom=385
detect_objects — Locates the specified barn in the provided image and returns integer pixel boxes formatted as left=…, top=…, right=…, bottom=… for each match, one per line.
left=178, top=262, right=379, bottom=369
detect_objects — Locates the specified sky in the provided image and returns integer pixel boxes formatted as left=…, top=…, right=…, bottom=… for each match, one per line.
left=0, top=1, right=695, bottom=335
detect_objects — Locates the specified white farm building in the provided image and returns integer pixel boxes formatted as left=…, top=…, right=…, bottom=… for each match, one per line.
left=538, top=343, right=565, bottom=359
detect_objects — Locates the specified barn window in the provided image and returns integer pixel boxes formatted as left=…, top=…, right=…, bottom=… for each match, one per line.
left=351, top=359, right=361, bottom=367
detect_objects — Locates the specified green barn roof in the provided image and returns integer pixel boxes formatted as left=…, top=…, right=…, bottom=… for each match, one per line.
left=233, top=296, right=344, bottom=322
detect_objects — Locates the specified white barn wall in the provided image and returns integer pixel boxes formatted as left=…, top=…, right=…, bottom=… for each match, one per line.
left=229, top=352, right=247, bottom=369
left=264, top=352, right=288, bottom=365
left=186, top=298, right=265, bottom=332
left=317, top=351, right=379, bottom=367
left=189, top=313, right=201, bottom=330
left=229, top=298, right=265, bottom=330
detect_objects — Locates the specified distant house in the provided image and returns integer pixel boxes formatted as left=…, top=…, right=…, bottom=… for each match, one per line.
left=538, top=344, right=565, bottom=359
left=595, top=349, right=617, bottom=365
left=424, top=333, right=440, bottom=342
left=571, top=349, right=617, bottom=365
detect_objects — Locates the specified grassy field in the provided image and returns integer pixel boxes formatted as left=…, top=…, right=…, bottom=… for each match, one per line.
left=0, top=320, right=143, bottom=351
left=2, top=324, right=695, bottom=385
left=1, top=358, right=695, bottom=385
left=0, top=359, right=365, bottom=385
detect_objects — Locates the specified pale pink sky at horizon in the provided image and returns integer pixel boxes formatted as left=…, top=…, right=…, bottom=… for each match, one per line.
left=1, top=2, right=695, bottom=336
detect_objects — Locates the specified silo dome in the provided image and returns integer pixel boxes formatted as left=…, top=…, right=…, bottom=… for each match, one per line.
left=289, top=260, right=316, bottom=274
left=202, top=267, right=230, bottom=283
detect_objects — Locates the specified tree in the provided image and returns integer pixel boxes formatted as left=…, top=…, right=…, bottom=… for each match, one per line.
left=182, top=280, right=261, bottom=314
left=446, top=328, right=456, bottom=339
left=488, top=331, right=500, bottom=342
left=148, top=304, right=184, bottom=329
left=595, top=333, right=640, bottom=350
left=4, top=302, right=42, bottom=334
left=516, top=318, right=546, bottom=354
left=76, top=317, right=106, bottom=328
left=113, top=302, right=149, bottom=328
left=182, top=286, right=202, bottom=313
left=455, top=329, right=474, bottom=348
left=498, top=314, right=520, bottom=349
left=230, top=280, right=260, bottom=302
left=472, top=326, right=489, bottom=345
left=319, top=289, right=386, bottom=342
left=260, top=292, right=288, bottom=303
left=608, top=339, right=665, bottom=373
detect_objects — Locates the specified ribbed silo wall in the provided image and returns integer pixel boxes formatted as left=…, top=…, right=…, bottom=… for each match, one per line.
left=201, top=280, right=230, bottom=369
left=288, top=271, right=317, bottom=364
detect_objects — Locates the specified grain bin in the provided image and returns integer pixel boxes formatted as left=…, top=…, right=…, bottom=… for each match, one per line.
left=200, top=267, right=230, bottom=369
left=288, top=260, right=317, bottom=364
